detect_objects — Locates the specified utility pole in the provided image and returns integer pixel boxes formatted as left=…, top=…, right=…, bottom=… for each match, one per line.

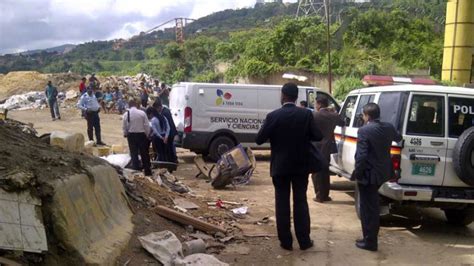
left=325, top=0, right=332, bottom=94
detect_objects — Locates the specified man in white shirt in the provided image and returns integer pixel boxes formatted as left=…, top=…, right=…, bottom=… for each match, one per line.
left=123, top=99, right=152, bottom=176
left=77, top=87, right=105, bottom=145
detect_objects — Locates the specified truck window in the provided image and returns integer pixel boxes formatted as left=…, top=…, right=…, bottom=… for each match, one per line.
left=448, top=97, right=474, bottom=138
left=353, top=94, right=375, bottom=128
left=340, top=95, right=358, bottom=127
left=316, top=91, right=340, bottom=112
left=406, top=95, right=445, bottom=137
left=378, top=91, right=408, bottom=131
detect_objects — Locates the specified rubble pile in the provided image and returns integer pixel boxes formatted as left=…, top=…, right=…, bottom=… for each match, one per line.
left=0, top=119, right=133, bottom=265
left=0, top=72, right=159, bottom=111
left=0, top=71, right=81, bottom=101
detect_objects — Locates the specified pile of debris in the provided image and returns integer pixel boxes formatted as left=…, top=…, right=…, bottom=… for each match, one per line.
left=0, top=72, right=160, bottom=111
left=0, top=71, right=81, bottom=101
left=0, top=119, right=134, bottom=265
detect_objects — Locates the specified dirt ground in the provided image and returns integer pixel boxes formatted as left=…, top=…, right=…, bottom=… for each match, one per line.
left=9, top=109, right=474, bottom=265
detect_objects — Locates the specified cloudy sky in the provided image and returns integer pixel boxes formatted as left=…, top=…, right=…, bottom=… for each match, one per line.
left=0, top=0, right=297, bottom=55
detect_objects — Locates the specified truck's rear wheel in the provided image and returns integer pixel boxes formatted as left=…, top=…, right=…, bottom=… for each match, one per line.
left=452, top=127, right=474, bottom=186
left=209, top=135, right=235, bottom=162
left=443, top=208, right=474, bottom=226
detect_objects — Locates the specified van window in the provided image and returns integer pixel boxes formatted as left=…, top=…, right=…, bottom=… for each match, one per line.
left=307, top=90, right=316, bottom=109
left=317, top=91, right=340, bottom=112
left=448, top=97, right=474, bottom=138
left=378, top=91, right=408, bottom=131
left=340, top=95, right=358, bottom=127
left=406, top=95, right=444, bottom=137
left=353, top=94, right=376, bottom=128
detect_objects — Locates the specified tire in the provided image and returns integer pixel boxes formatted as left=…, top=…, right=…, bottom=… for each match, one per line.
left=443, top=208, right=474, bottom=226
left=452, top=127, right=474, bottom=186
left=209, top=135, right=236, bottom=162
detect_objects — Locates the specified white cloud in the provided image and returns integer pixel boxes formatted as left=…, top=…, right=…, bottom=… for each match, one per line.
left=0, top=0, right=297, bottom=54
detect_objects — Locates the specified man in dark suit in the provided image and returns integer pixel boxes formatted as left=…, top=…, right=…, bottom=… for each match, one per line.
left=311, top=95, right=345, bottom=203
left=256, top=83, right=322, bottom=251
left=351, top=103, right=402, bottom=251
left=153, top=98, right=178, bottom=163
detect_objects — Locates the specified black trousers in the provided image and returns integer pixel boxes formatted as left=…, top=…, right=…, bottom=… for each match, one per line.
left=127, top=133, right=152, bottom=176
left=311, top=154, right=330, bottom=200
left=272, top=175, right=311, bottom=248
left=358, top=182, right=380, bottom=246
left=151, top=135, right=167, bottom=162
left=85, top=111, right=101, bottom=142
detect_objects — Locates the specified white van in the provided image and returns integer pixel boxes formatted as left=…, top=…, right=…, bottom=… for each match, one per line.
left=169, top=82, right=340, bottom=160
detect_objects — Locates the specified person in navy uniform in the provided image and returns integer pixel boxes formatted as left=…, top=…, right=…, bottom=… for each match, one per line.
left=256, top=83, right=322, bottom=251
left=351, top=103, right=402, bottom=251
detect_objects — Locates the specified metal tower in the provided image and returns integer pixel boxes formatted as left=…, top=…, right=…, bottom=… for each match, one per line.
left=296, top=0, right=326, bottom=18
left=175, top=18, right=185, bottom=44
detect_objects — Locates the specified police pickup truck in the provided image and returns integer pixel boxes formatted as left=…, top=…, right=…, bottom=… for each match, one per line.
left=330, top=79, right=474, bottom=226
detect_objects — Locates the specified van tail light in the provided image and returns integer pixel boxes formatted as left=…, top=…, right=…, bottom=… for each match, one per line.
left=184, top=107, right=192, bottom=133
left=389, top=154, right=401, bottom=183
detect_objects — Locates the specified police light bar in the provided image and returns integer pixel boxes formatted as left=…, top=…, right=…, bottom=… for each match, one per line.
left=362, top=75, right=437, bottom=86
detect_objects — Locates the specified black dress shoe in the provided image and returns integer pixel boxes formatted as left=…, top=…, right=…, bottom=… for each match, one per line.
left=300, top=240, right=314, bottom=251
left=356, top=238, right=364, bottom=244
left=280, top=243, right=293, bottom=251
left=313, top=197, right=332, bottom=203
left=355, top=241, right=377, bottom=251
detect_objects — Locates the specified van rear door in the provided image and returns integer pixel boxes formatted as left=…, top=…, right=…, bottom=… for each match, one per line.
left=169, top=84, right=188, bottom=133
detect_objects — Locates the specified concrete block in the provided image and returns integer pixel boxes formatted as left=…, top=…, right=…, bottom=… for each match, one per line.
left=0, top=188, right=48, bottom=253
left=0, top=200, right=20, bottom=224
left=19, top=203, right=43, bottom=227
left=49, top=165, right=133, bottom=265
left=21, top=225, right=48, bottom=252
left=50, top=131, right=85, bottom=153
left=0, top=223, right=22, bottom=250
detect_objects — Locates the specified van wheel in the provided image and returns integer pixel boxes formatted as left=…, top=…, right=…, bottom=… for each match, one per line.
left=209, top=135, right=235, bottom=162
left=452, top=127, right=474, bottom=186
left=444, top=208, right=474, bottom=226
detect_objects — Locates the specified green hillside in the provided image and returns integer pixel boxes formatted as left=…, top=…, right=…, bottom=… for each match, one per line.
left=0, top=0, right=447, bottom=89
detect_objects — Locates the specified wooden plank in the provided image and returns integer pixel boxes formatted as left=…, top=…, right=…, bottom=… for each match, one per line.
left=154, top=205, right=226, bottom=234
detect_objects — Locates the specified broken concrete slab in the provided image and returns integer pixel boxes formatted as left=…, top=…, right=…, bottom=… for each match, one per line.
left=0, top=188, right=47, bottom=253
left=173, top=198, right=199, bottom=210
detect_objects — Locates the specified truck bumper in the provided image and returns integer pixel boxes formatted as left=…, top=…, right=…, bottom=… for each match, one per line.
left=379, top=182, right=474, bottom=203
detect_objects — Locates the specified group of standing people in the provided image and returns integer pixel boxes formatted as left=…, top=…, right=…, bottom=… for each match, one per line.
left=122, top=97, right=178, bottom=177
left=256, top=83, right=401, bottom=252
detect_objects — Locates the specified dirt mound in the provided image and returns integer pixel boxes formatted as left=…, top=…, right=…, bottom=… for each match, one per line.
left=0, top=119, right=103, bottom=196
left=0, top=71, right=81, bottom=100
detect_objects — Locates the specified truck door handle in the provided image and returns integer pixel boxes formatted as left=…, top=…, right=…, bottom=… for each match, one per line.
left=410, top=154, right=440, bottom=162
left=430, top=141, right=444, bottom=146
